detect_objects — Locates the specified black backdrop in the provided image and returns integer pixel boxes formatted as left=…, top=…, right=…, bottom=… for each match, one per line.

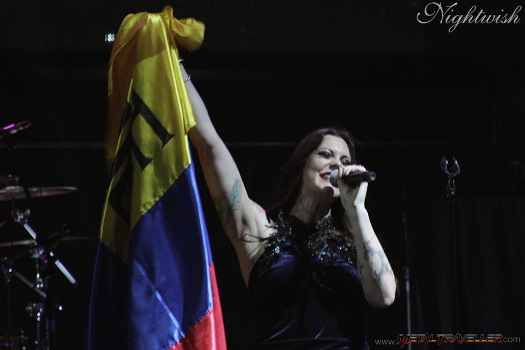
left=1, top=0, right=524, bottom=349
left=406, top=193, right=525, bottom=349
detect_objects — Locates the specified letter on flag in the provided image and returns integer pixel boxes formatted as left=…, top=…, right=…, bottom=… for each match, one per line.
left=88, top=6, right=227, bottom=350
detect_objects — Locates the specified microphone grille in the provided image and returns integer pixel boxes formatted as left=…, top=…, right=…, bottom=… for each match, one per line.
left=329, top=169, right=339, bottom=187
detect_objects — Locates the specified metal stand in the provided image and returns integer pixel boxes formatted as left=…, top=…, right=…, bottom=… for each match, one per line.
left=401, top=186, right=413, bottom=350
left=10, top=210, right=76, bottom=350
left=1, top=209, right=75, bottom=349
left=1, top=257, right=14, bottom=350
left=440, top=156, right=461, bottom=337
left=1, top=247, right=34, bottom=350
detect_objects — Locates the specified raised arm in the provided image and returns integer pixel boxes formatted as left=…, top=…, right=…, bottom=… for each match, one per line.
left=181, top=66, right=271, bottom=285
left=338, top=174, right=397, bottom=308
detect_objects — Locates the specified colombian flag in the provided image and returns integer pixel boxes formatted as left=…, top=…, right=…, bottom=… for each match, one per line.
left=88, top=6, right=226, bottom=349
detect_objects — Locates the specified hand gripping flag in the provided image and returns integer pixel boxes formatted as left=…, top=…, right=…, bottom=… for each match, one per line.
left=88, top=6, right=226, bottom=350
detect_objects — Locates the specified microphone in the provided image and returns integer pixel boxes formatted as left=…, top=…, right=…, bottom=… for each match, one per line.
left=330, top=169, right=377, bottom=187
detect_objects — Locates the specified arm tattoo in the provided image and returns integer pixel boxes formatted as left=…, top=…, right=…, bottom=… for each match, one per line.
left=363, top=240, right=393, bottom=286
left=230, top=179, right=241, bottom=213
left=213, top=179, right=242, bottom=225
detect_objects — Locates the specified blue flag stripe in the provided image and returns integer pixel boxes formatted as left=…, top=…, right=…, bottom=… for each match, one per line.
left=128, top=162, right=214, bottom=349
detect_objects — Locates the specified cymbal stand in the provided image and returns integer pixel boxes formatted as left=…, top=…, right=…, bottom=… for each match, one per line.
left=1, top=245, right=37, bottom=350
left=12, top=210, right=77, bottom=285
left=10, top=210, right=77, bottom=350
left=1, top=257, right=14, bottom=349
left=30, top=248, right=49, bottom=350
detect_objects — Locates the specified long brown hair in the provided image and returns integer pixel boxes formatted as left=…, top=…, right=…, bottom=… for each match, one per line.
left=268, top=127, right=358, bottom=234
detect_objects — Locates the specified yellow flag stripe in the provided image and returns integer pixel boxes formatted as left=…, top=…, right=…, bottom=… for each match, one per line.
left=99, top=6, right=204, bottom=263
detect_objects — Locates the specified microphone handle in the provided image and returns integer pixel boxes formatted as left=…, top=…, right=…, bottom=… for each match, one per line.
left=330, top=170, right=377, bottom=187
left=345, top=171, right=376, bottom=186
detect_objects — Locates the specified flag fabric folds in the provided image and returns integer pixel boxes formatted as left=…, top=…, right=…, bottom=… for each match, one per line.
left=88, top=6, right=226, bottom=349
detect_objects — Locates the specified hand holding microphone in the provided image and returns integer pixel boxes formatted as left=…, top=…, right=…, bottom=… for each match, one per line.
left=330, top=169, right=376, bottom=187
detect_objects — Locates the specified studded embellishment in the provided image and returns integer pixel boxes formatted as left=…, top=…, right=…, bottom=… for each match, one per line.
left=255, top=210, right=357, bottom=283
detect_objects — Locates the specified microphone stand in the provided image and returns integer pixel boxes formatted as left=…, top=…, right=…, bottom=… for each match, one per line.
left=440, top=156, right=461, bottom=340
left=401, top=210, right=412, bottom=350
left=400, top=182, right=413, bottom=350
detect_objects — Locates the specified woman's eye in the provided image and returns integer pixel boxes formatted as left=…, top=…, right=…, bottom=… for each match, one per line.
left=318, top=151, right=331, bottom=158
left=341, top=158, right=352, bottom=165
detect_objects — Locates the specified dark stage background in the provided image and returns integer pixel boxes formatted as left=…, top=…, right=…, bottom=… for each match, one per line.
left=1, top=0, right=524, bottom=349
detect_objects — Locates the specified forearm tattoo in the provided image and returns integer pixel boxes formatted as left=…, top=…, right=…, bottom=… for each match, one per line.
left=213, top=179, right=242, bottom=225
left=362, top=240, right=393, bottom=286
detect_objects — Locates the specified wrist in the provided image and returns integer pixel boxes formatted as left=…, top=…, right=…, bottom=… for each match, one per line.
left=178, top=58, right=191, bottom=82
left=345, top=203, right=367, bottom=220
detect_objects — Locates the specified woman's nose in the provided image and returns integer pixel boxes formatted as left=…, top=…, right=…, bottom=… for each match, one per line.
left=329, top=160, right=341, bottom=170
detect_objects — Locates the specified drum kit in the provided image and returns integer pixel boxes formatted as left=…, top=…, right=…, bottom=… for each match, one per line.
left=0, top=121, right=82, bottom=350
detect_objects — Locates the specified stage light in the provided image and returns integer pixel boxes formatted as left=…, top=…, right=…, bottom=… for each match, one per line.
left=104, top=32, right=115, bottom=43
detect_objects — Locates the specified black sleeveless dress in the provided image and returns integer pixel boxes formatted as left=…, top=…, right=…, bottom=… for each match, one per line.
left=248, top=211, right=369, bottom=350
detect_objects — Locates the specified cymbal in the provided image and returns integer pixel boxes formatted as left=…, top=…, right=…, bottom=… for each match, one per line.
left=0, top=236, right=97, bottom=249
left=0, top=239, right=36, bottom=249
left=0, top=185, right=77, bottom=201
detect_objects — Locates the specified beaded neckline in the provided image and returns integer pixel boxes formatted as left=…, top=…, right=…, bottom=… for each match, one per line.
left=254, top=210, right=357, bottom=284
